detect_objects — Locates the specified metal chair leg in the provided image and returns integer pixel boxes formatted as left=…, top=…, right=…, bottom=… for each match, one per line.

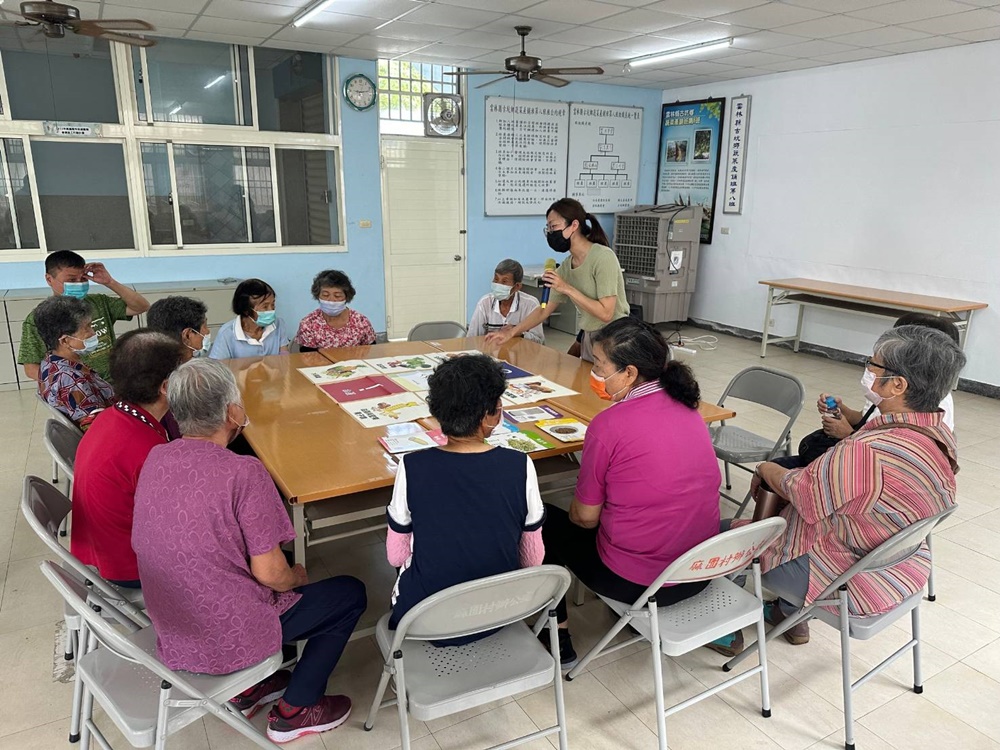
left=394, top=651, right=411, bottom=750
left=838, top=588, right=855, bottom=750
left=647, top=598, right=668, bottom=750
left=548, top=610, right=569, bottom=750
left=724, top=462, right=732, bottom=491
left=364, top=665, right=393, bottom=731
left=752, top=562, right=772, bottom=718
left=733, top=490, right=754, bottom=520
left=573, top=577, right=586, bottom=607
left=911, top=606, right=924, bottom=694
left=52, top=458, right=60, bottom=485
left=926, top=534, right=937, bottom=602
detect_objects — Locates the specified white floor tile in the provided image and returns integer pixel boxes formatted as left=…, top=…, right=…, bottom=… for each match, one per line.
left=859, top=692, right=1000, bottom=750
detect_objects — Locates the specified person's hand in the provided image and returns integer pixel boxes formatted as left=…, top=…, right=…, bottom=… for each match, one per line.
left=750, top=467, right=763, bottom=498
left=83, top=262, right=115, bottom=286
left=821, top=412, right=853, bottom=439
left=816, top=393, right=842, bottom=415
left=291, top=564, right=308, bottom=588
left=485, top=328, right=514, bottom=346
left=541, top=269, right=569, bottom=295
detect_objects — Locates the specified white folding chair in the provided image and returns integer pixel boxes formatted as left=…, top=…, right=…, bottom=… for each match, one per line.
left=40, top=561, right=283, bottom=750
left=364, top=566, right=572, bottom=750
left=710, top=367, right=805, bottom=517
left=406, top=321, right=467, bottom=342
left=566, top=518, right=787, bottom=750
left=21, top=475, right=148, bottom=744
left=725, top=506, right=957, bottom=750
left=43, top=419, right=83, bottom=537
left=37, top=393, right=83, bottom=485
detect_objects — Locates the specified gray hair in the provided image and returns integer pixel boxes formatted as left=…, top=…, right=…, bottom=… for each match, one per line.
left=494, top=259, right=524, bottom=285
left=873, top=325, right=966, bottom=412
left=167, top=358, right=241, bottom=437
left=34, top=296, right=91, bottom=351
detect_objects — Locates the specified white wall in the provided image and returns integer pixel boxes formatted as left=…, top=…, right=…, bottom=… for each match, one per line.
left=661, top=41, right=1000, bottom=387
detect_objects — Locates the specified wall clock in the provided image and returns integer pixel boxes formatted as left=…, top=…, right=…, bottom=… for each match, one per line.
left=343, top=73, right=377, bottom=112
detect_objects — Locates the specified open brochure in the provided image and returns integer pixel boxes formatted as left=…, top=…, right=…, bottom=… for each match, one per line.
left=341, top=392, right=431, bottom=428
left=501, top=377, right=579, bottom=406
left=486, top=430, right=554, bottom=453
left=378, top=429, right=448, bottom=454
left=389, top=370, right=433, bottom=393
left=505, top=405, right=563, bottom=423
left=535, top=418, right=588, bottom=443
left=319, top=376, right=405, bottom=404
left=364, top=354, right=437, bottom=374
left=298, top=360, right=379, bottom=384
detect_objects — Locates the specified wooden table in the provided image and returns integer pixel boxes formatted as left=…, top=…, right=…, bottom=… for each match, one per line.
left=230, top=337, right=735, bottom=565
left=759, top=278, right=987, bottom=360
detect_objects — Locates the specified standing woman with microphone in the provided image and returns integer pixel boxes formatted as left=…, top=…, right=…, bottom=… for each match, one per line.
left=485, top=198, right=630, bottom=361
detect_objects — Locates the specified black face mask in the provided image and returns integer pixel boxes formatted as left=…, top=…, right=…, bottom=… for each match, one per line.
left=546, top=229, right=572, bottom=253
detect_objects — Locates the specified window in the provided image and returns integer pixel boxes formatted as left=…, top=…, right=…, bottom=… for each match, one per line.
left=378, top=59, right=458, bottom=136
left=275, top=148, right=340, bottom=245
left=135, top=39, right=252, bottom=126
left=256, top=49, right=329, bottom=134
left=32, top=141, right=135, bottom=252
left=0, top=138, right=39, bottom=250
left=140, top=143, right=176, bottom=246
left=0, top=32, right=118, bottom=123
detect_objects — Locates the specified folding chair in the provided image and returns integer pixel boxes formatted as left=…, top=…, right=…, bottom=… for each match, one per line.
left=40, top=561, right=282, bottom=750
left=725, top=506, right=957, bottom=750
left=21, top=475, right=148, bottom=743
left=364, top=566, right=572, bottom=750
left=710, top=367, right=805, bottom=517
left=566, top=518, right=786, bottom=750
left=406, top=321, right=467, bottom=342
left=37, top=392, right=83, bottom=485
left=43, top=419, right=83, bottom=536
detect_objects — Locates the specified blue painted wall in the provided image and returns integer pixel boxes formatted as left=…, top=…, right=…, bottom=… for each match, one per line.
left=1, top=57, right=386, bottom=336
left=462, top=78, right=664, bottom=319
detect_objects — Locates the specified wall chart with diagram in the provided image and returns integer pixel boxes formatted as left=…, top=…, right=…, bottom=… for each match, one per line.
left=485, top=96, right=643, bottom=216
left=567, top=103, right=643, bottom=213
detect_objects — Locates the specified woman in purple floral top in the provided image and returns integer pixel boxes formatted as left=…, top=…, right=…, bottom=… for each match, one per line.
left=34, top=296, right=113, bottom=430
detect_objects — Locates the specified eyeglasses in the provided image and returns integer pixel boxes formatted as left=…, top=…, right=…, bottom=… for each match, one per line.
left=543, top=223, right=567, bottom=236
left=865, top=359, right=905, bottom=378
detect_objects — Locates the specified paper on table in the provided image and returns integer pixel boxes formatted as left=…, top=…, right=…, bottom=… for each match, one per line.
left=535, top=418, right=588, bottom=443
left=365, top=354, right=437, bottom=374
left=505, top=405, right=563, bottom=423
left=501, top=376, right=578, bottom=406
left=341, top=392, right=431, bottom=428
left=486, top=430, right=554, bottom=453
left=298, top=360, right=379, bottom=384
left=379, top=429, right=448, bottom=454
left=389, top=370, right=433, bottom=392
left=425, top=350, right=485, bottom=365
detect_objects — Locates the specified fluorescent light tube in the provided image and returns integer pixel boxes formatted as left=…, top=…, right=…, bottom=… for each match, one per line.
left=628, top=38, right=733, bottom=68
left=204, top=74, right=226, bottom=89
left=293, top=0, right=338, bottom=27
left=169, top=105, right=182, bottom=115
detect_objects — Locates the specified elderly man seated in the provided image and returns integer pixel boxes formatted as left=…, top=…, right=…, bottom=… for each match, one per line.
left=132, top=359, right=366, bottom=743
left=71, top=330, right=185, bottom=588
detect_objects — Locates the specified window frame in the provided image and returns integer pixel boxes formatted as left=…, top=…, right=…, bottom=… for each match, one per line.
left=0, top=39, right=345, bottom=262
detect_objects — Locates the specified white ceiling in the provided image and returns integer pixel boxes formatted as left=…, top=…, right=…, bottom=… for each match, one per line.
left=4, top=0, right=1000, bottom=87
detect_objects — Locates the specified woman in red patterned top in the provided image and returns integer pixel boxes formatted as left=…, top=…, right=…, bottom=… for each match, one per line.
left=294, top=270, right=376, bottom=351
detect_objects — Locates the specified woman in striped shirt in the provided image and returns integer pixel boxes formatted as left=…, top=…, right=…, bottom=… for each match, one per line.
left=720, top=325, right=965, bottom=654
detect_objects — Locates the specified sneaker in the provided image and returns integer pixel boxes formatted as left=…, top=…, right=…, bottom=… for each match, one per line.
left=228, top=670, right=291, bottom=718
left=764, top=601, right=810, bottom=645
left=266, top=695, right=352, bottom=744
left=704, top=630, right=744, bottom=657
left=538, top=628, right=578, bottom=672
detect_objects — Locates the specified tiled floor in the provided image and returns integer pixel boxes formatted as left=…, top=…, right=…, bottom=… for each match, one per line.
left=2, top=327, right=999, bottom=749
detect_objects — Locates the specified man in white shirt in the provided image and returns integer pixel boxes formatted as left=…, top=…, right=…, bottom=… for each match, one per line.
left=468, top=259, right=545, bottom=344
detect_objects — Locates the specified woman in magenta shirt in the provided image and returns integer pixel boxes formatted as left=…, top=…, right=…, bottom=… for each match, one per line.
left=542, top=317, right=721, bottom=669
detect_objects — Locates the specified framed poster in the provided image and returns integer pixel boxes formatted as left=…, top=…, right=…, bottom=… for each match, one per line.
left=655, top=98, right=726, bottom=243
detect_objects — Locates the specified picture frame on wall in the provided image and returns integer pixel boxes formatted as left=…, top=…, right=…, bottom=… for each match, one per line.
left=655, top=98, right=726, bottom=243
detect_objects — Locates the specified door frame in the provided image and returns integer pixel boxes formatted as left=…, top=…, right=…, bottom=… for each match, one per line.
left=379, top=135, right=467, bottom=340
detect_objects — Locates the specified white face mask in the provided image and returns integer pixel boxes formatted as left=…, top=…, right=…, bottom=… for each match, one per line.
left=491, top=282, right=513, bottom=301
left=861, top=368, right=901, bottom=406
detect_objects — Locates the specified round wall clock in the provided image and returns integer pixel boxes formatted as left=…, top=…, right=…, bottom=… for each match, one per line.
left=343, top=73, right=377, bottom=112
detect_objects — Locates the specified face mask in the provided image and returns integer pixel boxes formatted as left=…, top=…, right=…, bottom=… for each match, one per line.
left=319, top=299, right=347, bottom=316
left=63, top=281, right=89, bottom=299
left=255, top=310, right=277, bottom=327
left=69, top=333, right=100, bottom=355
left=490, top=282, right=513, bottom=301
left=590, top=367, right=625, bottom=402
left=861, top=368, right=897, bottom=406
left=546, top=229, right=572, bottom=254
left=229, top=408, right=250, bottom=444
left=187, top=330, right=211, bottom=358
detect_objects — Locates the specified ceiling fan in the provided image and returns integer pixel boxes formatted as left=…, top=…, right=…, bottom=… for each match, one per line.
left=12, top=0, right=156, bottom=47
left=446, top=26, right=603, bottom=89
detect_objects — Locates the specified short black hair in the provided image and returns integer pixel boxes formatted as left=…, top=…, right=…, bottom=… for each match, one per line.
left=232, top=278, right=275, bottom=317
left=426, top=355, right=505, bottom=438
left=893, top=312, right=960, bottom=345
left=110, top=329, right=186, bottom=405
left=311, top=270, right=356, bottom=302
left=45, top=250, right=86, bottom=276
left=147, top=296, right=209, bottom=339
left=34, top=296, right=91, bottom=351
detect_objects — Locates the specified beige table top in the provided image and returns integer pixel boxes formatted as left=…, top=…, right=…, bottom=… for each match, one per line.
left=760, top=277, right=987, bottom=313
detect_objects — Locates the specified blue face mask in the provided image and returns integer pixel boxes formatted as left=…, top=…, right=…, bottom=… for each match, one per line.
left=187, top=330, right=211, bottom=357
left=319, top=299, right=347, bottom=317
left=69, top=333, right=101, bottom=355
left=63, top=281, right=89, bottom=299
left=491, top=282, right=513, bottom=301
left=255, top=310, right=276, bottom=327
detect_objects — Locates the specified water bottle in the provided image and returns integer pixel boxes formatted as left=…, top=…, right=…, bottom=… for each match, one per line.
left=824, top=396, right=841, bottom=420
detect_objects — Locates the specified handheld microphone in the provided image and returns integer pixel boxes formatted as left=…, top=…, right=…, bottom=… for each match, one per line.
left=540, top=258, right=557, bottom=308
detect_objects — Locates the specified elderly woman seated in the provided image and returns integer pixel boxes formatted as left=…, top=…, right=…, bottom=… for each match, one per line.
left=541, top=317, right=722, bottom=669
left=713, top=325, right=965, bottom=656
left=146, top=295, right=211, bottom=361
left=34, top=295, right=113, bottom=430
left=295, top=270, right=376, bottom=351
left=132, top=359, right=366, bottom=743
left=386, top=354, right=545, bottom=643
left=210, top=278, right=288, bottom=359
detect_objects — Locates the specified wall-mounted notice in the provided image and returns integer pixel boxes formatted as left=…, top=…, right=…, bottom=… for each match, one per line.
left=567, top=103, right=642, bottom=213
left=655, top=98, right=726, bottom=243
left=723, top=95, right=751, bottom=215
left=485, top=96, right=569, bottom=216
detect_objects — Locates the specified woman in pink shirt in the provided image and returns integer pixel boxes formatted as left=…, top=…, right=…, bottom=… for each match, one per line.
left=542, top=317, right=721, bottom=669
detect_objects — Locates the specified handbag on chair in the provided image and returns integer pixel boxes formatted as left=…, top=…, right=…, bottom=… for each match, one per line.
left=751, top=479, right=788, bottom=522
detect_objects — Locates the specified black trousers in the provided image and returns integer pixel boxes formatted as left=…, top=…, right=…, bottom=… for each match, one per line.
left=542, top=505, right=709, bottom=623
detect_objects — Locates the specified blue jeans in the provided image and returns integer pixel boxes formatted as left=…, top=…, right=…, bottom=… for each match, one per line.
left=279, top=576, right=367, bottom=707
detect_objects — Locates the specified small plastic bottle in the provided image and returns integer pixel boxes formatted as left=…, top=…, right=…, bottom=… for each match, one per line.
left=824, top=395, right=841, bottom=420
